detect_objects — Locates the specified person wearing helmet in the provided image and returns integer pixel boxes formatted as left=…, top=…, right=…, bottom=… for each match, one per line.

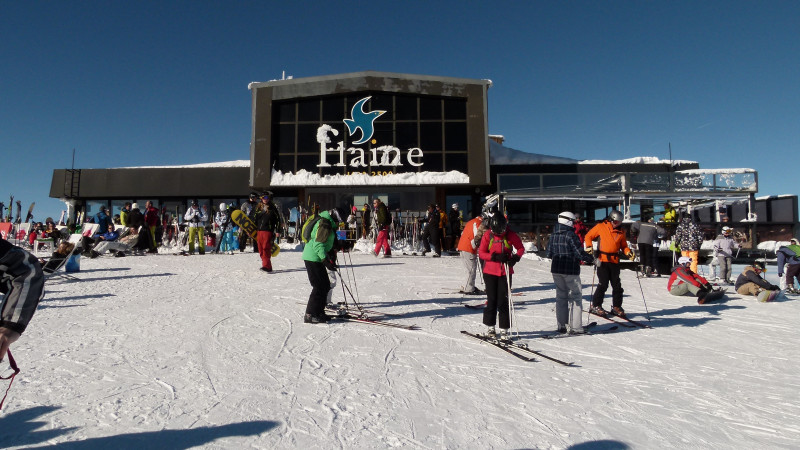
left=631, top=216, right=666, bottom=277
left=448, top=203, right=462, bottom=251
left=302, top=209, right=339, bottom=323
left=254, top=194, right=280, bottom=272
left=776, top=238, right=800, bottom=294
left=547, top=212, right=595, bottom=333
left=674, top=213, right=704, bottom=274
left=713, top=226, right=739, bottom=284
left=456, top=212, right=488, bottom=295
left=735, top=260, right=779, bottom=299
left=238, top=193, right=259, bottom=253
left=214, top=202, right=234, bottom=254
left=668, top=256, right=717, bottom=303
left=584, top=210, right=635, bottom=318
left=372, top=199, right=392, bottom=257
left=478, top=214, right=524, bottom=341
left=183, top=200, right=207, bottom=255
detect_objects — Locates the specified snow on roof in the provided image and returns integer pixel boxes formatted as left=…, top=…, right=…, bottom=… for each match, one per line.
left=676, top=168, right=756, bottom=174
left=117, top=160, right=250, bottom=169
left=271, top=169, right=469, bottom=186
left=579, top=156, right=696, bottom=165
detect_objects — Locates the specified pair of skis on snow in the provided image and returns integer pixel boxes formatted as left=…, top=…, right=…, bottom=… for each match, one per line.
left=589, top=311, right=652, bottom=329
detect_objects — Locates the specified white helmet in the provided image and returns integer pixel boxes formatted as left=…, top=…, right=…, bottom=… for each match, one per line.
left=557, top=211, right=576, bottom=226
left=219, top=202, right=226, bottom=211
left=452, top=203, right=459, bottom=209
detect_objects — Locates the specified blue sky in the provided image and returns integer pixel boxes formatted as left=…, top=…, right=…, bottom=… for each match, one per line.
left=2, top=1, right=798, bottom=221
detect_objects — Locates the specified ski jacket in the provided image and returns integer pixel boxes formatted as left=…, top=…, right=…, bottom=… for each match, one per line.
left=94, top=211, right=112, bottom=232
left=128, top=208, right=144, bottom=230
left=776, top=245, right=800, bottom=276
left=255, top=203, right=280, bottom=232
left=573, top=220, right=589, bottom=243
left=214, top=212, right=232, bottom=232
left=184, top=207, right=207, bottom=228
left=457, top=217, right=484, bottom=253
left=92, top=230, right=119, bottom=242
left=675, top=218, right=704, bottom=251
left=420, top=210, right=438, bottom=233
left=735, top=266, right=773, bottom=291
left=0, top=238, right=43, bottom=334
left=478, top=229, right=524, bottom=277
left=448, top=209, right=461, bottom=234
left=438, top=210, right=448, bottom=230
left=301, top=211, right=336, bottom=263
left=712, top=235, right=738, bottom=258
left=667, top=265, right=709, bottom=291
left=120, top=209, right=130, bottom=226
left=584, top=221, right=631, bottom=264
left=375, top=202, right=390, bottom=229
left=547, top=223, right=594, bottom=275
left=631, top=221, right=665, bottom=245
left=145, top=206, right=160, bottom=227
left=663, top=207, right=677, bottom=223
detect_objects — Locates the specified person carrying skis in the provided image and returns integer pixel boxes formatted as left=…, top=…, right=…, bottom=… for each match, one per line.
left=547, top=212, right=595, bottom=334
left=735, top=261, right=779, bottom=298
left=254, top=194, right=280, bottom=272
left=478, top=214, right=524, bottom=342
left=372, top=198, right=392, bottom=257
left=713, top=226, right=739, bottom=285
left=0, top=237, right=45, bottom=364
left=668, top=256, right=717, bottom=303
left=183, top=200, right=207, bottom=255
left=302, top=209, right=339, bottom=323
left=457, top=212, right=488, bottom=295
left=584, top=210, right=635, bottom=318
left=214, top=203, right=235, bottom=254
left=777, top=238, right=800, bottom=293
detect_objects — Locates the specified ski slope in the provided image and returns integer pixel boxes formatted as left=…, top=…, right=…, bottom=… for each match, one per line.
left=1, top=247, right=798, bottom=449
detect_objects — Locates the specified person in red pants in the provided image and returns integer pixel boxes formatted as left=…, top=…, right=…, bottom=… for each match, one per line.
left=372, top=198, right=392, bottom=257
left=254, top=194, right=280, bottom=272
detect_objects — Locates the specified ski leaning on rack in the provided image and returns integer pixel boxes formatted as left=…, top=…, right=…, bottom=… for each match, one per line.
left=461, top=331, right=575, bottom=366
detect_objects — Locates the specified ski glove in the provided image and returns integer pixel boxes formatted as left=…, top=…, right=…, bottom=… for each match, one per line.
left=585, top=247, right=593, bottom=255
left=508, top=254, right=521, bottom=267
left=323, top=256, right=338, bottom=271
left=769, top=284, right=779, bottom=291
left=491, top=253, right=510, bottom=263
left=627, top=252, right=636, bottom=261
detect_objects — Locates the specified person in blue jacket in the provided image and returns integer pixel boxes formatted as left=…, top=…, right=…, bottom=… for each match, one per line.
left=302, top=210, right=339, bottom=324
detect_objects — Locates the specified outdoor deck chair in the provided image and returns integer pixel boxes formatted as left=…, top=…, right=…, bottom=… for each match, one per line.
left=42, top=234, right=83, bottom=282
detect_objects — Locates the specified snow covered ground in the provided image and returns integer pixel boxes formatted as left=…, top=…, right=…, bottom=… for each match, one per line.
left=1, top=245, right=798, bottom=449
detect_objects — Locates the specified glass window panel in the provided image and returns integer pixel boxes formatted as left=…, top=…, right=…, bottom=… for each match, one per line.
left=543, top=174, right=580, bottom=192
left=420, top=122, right=442, bottom=151
left=498, top=174, right=541, bottom=193
left=297, top=154, right=319, bottom=172
left=277, top=102, right=295, bottom=122
left=276, top=154, right=294, bottom=173
left=444, top=98, right=467, bottom=120
left=771, top=198, right=794, bottom=222
left=395, top=95, right=417, bottom=120
left=277, top=124, right=295, bottom=154
left=322, top=97, right=344, bottom=122
left=110, top=200, right=132, bottom=221
left=396, top=122, right=418, bottom=149
left=298, top=124, right=320, bottom=152
left=445, top=153, right=468, bottom=174
left=370, top=94, right=393, bottom=120
left=444, top=122, right=467, bottom=151
left=298, top=99, right=320, bottom=122
left=372, top=122, right=393, bottom=146
left=421, top=152, right=443, bottom=172
left=420, top=97, right=441, bottom=120
left=85, top=201, right=109, bottom=221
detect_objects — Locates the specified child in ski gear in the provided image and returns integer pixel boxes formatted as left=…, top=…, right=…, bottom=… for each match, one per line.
left=0, top=237, right=45, bottom=363
left=302, top=210, right=338, bottom=323
left=184, top=201, right=207, bottom=255
left=675, top=215, right=704, bottom=274
left=547, top=212, right=595, bottom=333
left=372, top=199, right=392, bottom=257
left=478, top=214, right=524, bottom=341
left=584, top=210, right=634, bottom=318
left=255, top=194, right=280, bottom=272
left=668, top=257, right=716, bottom=303
left=712, top=226, right=738, bottom=284
left=457, top=213, right=488, bottom=295
left=777, top=238, right=800, bottom=293
left=735, top=261, right=778, bottom=296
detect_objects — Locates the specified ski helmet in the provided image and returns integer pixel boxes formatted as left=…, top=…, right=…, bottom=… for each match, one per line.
left=219, top=202, right=226, bottom=211
left=678, top=256, right=692, bottom=266
left=328, top=208, right=342, bottom=223
left=490, top=214, right=507, bottom=235
left=557, top=211, right=576, bottom=227
left=608, top=210, right=623, bottom=222
left=752, top=260, right=765, bottom=271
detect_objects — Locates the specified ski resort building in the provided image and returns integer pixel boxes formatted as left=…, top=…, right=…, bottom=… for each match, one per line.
left=49, top=71, right=796, bottom=255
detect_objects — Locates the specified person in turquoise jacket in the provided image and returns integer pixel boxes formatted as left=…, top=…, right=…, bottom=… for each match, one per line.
left=302, top=210, right=339, bottom=323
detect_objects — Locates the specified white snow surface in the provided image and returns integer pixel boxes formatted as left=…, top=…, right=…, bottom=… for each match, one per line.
left=2, top=244, right=798, bottom=449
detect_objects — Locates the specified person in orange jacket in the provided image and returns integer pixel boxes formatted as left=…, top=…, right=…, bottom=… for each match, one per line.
left=584, top=210, right=635, bottom=318
left=478, top=214, right=525, bottom=342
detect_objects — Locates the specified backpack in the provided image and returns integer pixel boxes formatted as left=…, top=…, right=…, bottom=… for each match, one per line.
left=301, top=214, right=323, bottom=243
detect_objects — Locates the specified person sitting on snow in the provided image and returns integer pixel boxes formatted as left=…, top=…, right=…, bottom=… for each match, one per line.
left=735, top=261, right=779, bottom=297
left=667, top=256, right=717, bottom=304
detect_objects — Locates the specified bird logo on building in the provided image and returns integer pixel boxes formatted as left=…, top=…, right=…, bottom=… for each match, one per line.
left=343, top=96, right=385, bottom=145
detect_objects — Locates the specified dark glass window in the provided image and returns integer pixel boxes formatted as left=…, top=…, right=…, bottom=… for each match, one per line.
left=297, top=154, right=320, bottom=171
left=373, top=122, right=393, bottom=146
left=298, top=124, right=320, bottom=152
left=298, top=99, right=320, bottom=122
left=276, top=155, right=294, bottom=172
left=420, top=97, right=441, bottom=120
left=322, top=98, right=344, bottom=122
left=277, top=124, right=295, bottom=154
left=396, top=122, right=418, bottom=149
left=278, top=102, right=295, bottom=122
left=445, top=153, right=468, bottom=173
left=444, top=122, right=467, bottom=151
left=420, top=122, right=443, bottom=151
left=444, top=99, right=467, bottom=120
left=421, top=152, right=444, bottom=172
left=395, top=96, right=417, bottom=120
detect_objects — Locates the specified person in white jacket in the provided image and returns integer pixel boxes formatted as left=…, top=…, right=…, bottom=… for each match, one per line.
left=184, top=200, right=208, bottom=255
left=712, top=226, right=738, bottom=284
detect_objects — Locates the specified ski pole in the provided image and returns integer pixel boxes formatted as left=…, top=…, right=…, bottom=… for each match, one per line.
left=505, top=262, right=519, bottom=341
left=633, top=264, right=651, bottom=321
left=587, top=261, right=597, bottom=324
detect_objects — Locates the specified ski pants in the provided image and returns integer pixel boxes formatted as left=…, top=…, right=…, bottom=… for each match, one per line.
left=0, top=248, right=45, bottom=335
left=461, top=251, right=479, bottom=292
left=593, top=262, right=624, bottom=308
left=326, top=268, right=339, bottom=304
left=239, top=228, right=256, bottom=252
left=717, top=256, right=733, bottom=282
left=737, top=282, right=763, bottom=296
left=785, top=264, right=800, bottom=289
left=217, top=230, right=233, bottom=252
left=483, top=272, right=512, bottom=329
left=148, top=226, right=158, bottom=250
left=187, top=227, right=205, bottom=254
left=305, top=260, right=331, bottom=316
left=422, top=227, right=440, bottom=255
left=670, top=282, right=702, bottom=297
left=638, top=243, right=653, bottom=273
left=257, top=231, right=274, bottom=270
left=552, top=273, right=584, bottom=331
left=374, top=226, right=391, bottom=256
